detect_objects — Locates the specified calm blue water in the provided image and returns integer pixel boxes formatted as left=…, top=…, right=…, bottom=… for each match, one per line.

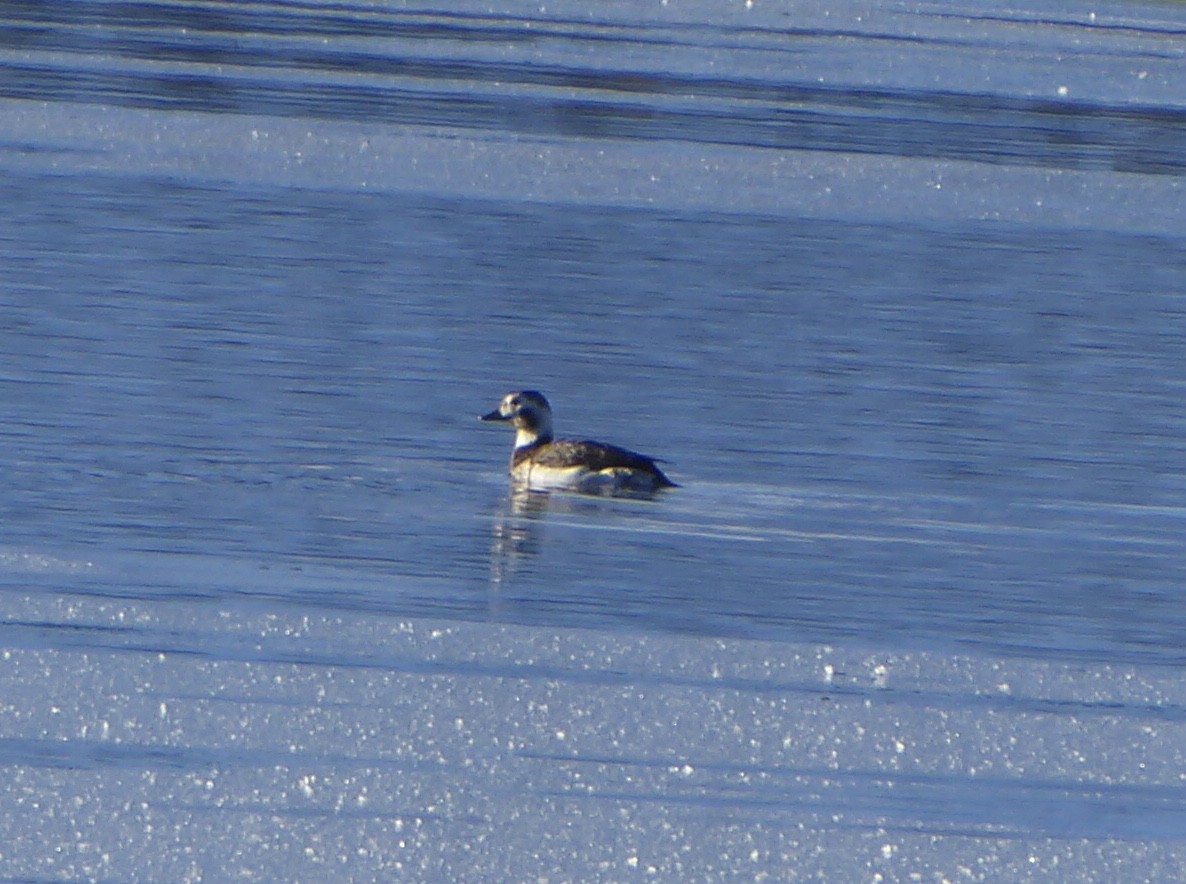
left=4, top=170, right=1185, bottom=665
left=1, top=0, right=1185, bottom=664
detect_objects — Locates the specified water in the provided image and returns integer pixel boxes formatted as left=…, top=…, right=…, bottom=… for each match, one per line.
left=5, top=165, right=1184, bottom=664
left=2, top=0, right=1186, bottom=878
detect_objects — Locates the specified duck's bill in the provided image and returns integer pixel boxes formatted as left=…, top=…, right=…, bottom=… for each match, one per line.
left=480, top=409, right=509, bottom=422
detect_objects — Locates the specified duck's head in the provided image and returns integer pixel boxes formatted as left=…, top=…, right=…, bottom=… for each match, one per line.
left=481, top=390, right=554, bottom=446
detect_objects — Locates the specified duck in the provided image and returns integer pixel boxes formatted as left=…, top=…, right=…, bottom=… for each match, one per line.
left=481, top=390, right=677, bottom=495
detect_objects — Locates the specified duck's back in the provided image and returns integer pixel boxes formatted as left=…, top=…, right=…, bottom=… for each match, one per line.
left=514, top=438, right=676, bottom=490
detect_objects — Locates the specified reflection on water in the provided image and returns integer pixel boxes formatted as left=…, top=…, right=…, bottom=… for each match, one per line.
left=487, top=486, right=662, bottom=591
left=487, top=488, right=552, bottom=590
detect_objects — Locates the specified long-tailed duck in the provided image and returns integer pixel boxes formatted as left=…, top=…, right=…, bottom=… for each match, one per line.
left=481, top=390, right=677, bottom=495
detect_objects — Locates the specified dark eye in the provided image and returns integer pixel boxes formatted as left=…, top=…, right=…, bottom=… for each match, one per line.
left=509, top=397, right=521, bottom=408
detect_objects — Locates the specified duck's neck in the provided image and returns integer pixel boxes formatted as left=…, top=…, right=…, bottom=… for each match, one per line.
left=513, top=410, right=554, bottom=451
left=514, top=427, right=553, bottom=451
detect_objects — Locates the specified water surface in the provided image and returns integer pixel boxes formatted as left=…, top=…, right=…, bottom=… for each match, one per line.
left=4, top=171, right=1184, bottom=664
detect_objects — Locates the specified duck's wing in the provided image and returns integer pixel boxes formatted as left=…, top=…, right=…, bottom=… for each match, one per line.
left=531, top=439, right=667, bottom=474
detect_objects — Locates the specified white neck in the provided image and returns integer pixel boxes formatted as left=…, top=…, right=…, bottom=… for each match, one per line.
left=514, top=426, right=543, bottom=450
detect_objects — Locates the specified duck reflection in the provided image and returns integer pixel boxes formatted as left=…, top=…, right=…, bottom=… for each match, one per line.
left=487, top=485, right=554, bottom=589
left=488, top=483, right=648, bottom=589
